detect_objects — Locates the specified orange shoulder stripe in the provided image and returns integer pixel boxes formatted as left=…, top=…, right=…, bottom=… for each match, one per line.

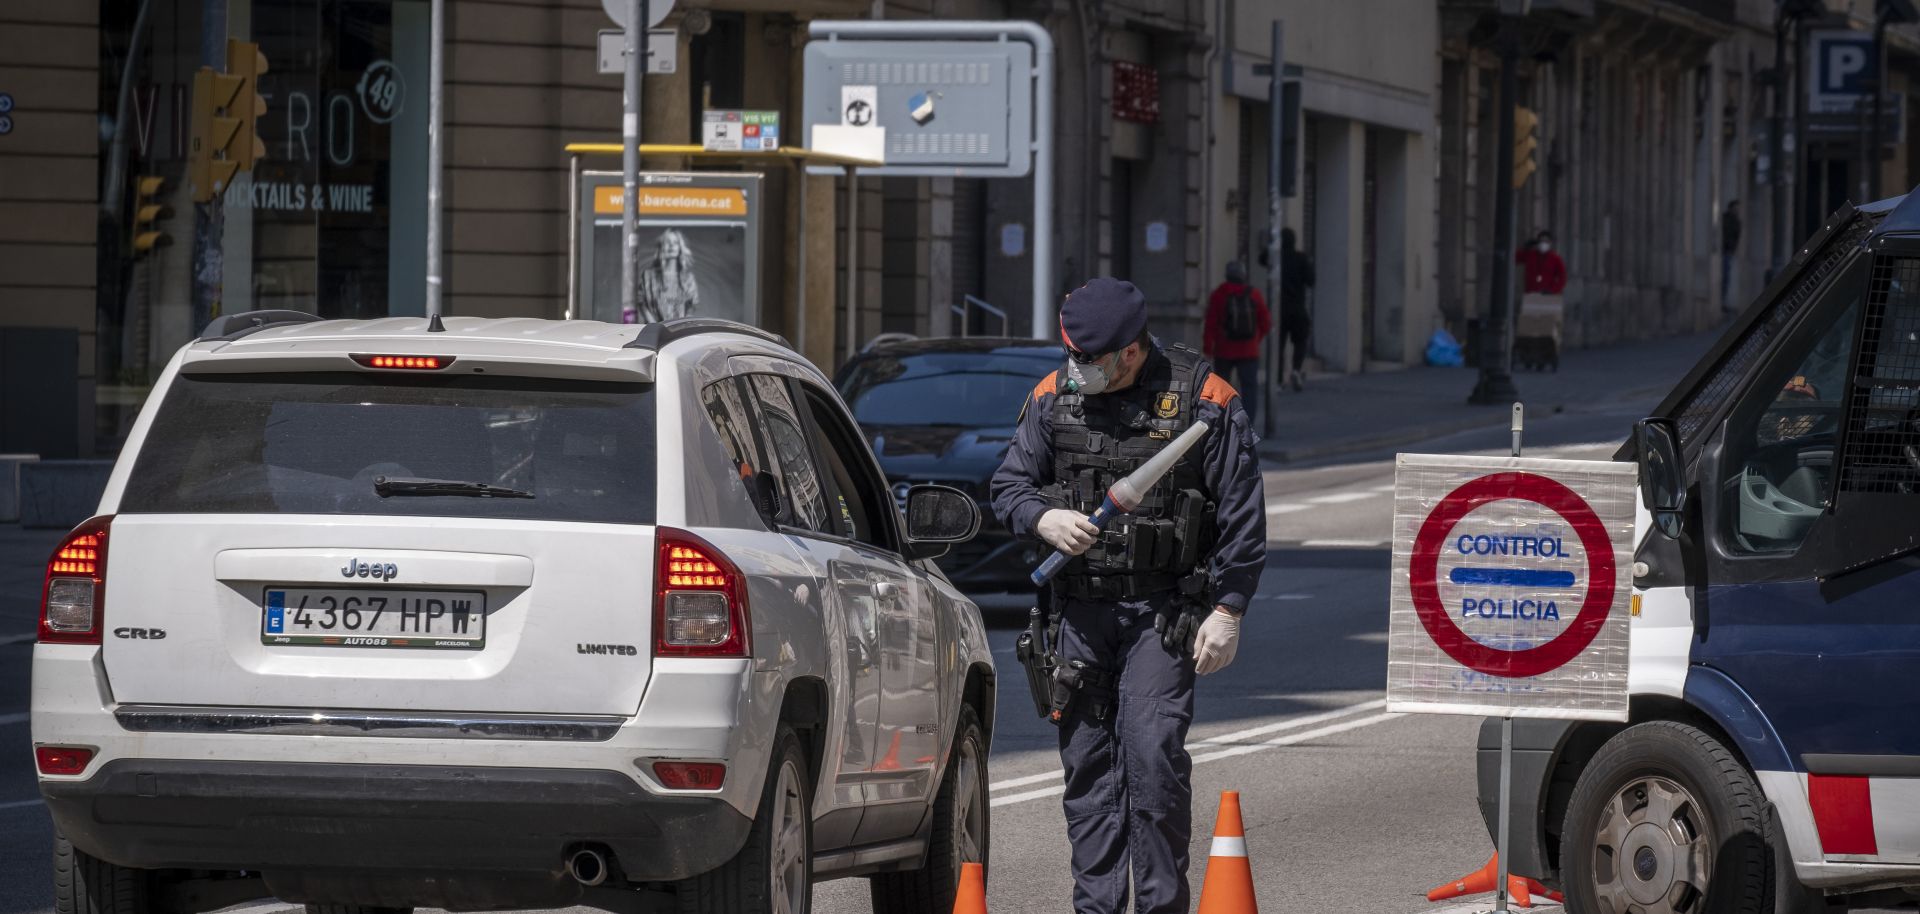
left=1199, top=372, right=1239, bottom=407
left=1031, top=370, right=1060, bottom=402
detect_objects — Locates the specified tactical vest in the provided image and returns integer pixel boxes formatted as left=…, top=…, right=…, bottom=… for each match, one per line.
left=1046, top=344, right=1217, bottom=601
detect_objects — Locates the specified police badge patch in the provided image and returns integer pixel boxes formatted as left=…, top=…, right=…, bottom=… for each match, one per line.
left=1154, top=393, right=1179, bottom=419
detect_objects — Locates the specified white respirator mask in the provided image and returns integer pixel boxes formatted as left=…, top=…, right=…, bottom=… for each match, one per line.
left=1065, top=351, right=1116, bottom=396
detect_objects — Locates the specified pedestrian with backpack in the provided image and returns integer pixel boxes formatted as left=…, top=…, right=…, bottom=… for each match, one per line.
left=1203, top=260, right=1271, bottom=424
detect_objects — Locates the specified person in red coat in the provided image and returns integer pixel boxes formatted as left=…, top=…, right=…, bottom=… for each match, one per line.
left=1516, top=230, right=1567, bottom=295
left=1203, top=260, right=1271, bottom=423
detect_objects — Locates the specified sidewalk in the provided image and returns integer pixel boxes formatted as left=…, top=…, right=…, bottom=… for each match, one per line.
left=1253, top=330, right=1720, bottom=463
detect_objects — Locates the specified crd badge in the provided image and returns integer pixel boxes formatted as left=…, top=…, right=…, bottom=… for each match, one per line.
left=340, top=559, right=401, bottom=581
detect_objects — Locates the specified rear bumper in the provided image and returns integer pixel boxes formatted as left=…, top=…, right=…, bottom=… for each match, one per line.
left=42, top=759, right=752, bottom=881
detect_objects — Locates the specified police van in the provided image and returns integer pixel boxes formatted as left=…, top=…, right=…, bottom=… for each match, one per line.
left=1481, top=192, right=1920, bottom=913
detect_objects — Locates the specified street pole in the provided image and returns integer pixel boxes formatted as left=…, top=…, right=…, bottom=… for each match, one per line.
left=1770, top=11, right=1788, bottom=274
left=1265, top=19, right=1285, bottom=439
left=621, top=0, right=647, bottom=325
left=1792, top=20, right=1808, bottom=246
left=426, top=0, right=444, bottom=317
left=1470, top=26, right=1520, bottom=406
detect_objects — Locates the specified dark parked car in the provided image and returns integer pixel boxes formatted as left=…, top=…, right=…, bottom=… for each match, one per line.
left=836, top=336, right=1064, bottom=592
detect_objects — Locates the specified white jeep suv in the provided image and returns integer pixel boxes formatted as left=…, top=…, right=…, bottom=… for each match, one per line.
left=31, top=313, right=996, bottom=914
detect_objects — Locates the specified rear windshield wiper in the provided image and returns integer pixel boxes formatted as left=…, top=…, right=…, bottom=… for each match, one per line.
left=373, top=476, right=534, bottom=499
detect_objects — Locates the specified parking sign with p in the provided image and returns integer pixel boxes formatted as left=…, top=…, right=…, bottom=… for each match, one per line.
left=1810, top=30, right=1876, bottom=114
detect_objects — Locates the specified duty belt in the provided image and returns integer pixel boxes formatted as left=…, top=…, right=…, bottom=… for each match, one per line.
left=1055, top=572, right=1180, bottom=601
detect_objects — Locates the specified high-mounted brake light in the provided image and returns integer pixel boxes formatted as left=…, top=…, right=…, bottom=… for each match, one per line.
left=654, top=529, right=750, bottom=658
left=40, top=516, right=111, bottom=645
left=352, top=354, right=453, bottom=370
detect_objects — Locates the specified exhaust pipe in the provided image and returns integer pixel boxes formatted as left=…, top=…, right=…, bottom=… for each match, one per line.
left=568, top=848, right=608, bottom=887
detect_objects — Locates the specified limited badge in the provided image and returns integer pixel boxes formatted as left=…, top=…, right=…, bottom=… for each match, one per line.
left=1155, top=393, right=1179, bottom=418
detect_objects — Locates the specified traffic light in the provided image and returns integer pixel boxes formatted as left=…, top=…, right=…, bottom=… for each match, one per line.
left=1512, top=105, right=1539, bottom=189
left=227, top=40, right=268, bottom=172
left=132, top=175, right=171, bottom=253
left=190, top=67, right=243, bottom=202
left=189, top=43, right=268, bottom=203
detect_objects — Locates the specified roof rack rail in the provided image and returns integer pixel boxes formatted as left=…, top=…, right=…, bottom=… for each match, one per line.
left=860, top=332, right=918, bottom=353
left=198, top=309, right=323, bottom=342
left=624, top=317, right=791, bottom=351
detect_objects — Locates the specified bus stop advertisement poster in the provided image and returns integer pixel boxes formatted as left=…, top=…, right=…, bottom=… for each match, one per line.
left=1386, top=454, right=1635, bottom=723
left=577, top=172, right=762, bottom=326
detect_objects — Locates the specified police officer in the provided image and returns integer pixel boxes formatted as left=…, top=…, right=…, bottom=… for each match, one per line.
left=992, top=278, right=1268, bottom=914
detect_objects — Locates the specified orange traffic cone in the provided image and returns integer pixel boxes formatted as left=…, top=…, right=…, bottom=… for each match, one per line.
left=1196, top=791, right=1258, bottom=914
left=875, top=730, right=903, bottom=771
left=951, top=861, right=987, bottom=914
left=1426, top=853, right=1563, bottom=908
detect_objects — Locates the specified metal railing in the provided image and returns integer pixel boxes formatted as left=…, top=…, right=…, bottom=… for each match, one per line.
left=952, top=295, right=1011, bottom=338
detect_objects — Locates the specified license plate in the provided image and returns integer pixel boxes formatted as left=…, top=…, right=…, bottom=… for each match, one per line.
left=261, top=587, right=486, bottom=650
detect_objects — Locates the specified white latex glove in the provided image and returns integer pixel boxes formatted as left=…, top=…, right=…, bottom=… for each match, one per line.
left=1035, top=508, right=1100, bottom=556
left=1193, top=608, right=1242, bottom=676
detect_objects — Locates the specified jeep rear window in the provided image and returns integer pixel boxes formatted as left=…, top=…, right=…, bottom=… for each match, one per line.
left=120, top=372, right=656, bottom=524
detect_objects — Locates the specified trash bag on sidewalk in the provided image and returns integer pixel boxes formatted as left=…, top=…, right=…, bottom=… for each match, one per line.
left=1425, top=328, right=1464, bottom=367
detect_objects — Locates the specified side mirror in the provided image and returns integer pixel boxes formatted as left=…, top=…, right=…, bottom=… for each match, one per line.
left=904, top=484, right=980, bottom=556
left=1635, top=418, right=1687, bottom=540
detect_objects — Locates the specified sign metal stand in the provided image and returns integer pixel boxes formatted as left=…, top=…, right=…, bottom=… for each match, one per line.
left=1490, top=400, right=1523, bottom=914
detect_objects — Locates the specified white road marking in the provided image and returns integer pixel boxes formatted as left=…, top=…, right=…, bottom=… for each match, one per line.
left=0, top=798, right=44, bottom=811
left=0, top=712, right=28, bottom=726
left=989, top=700, right=1397, bottom=807
left=1264, top=503, right=1311, bottom=515
left=1298, top=539, right=1386, bottom=548
left=1306, top=492, right=1376, bottom=505
left=1370, top=484, right=1399, bottom=493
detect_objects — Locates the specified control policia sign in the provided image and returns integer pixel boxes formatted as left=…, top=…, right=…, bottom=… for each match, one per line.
left=1386, top=455, right=1635, bottom=722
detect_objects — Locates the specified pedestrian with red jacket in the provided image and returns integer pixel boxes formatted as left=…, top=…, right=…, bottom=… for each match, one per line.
left=1203, top=260, right=1271, bottom=424
left=1516, top=230, right=1567, bottom=294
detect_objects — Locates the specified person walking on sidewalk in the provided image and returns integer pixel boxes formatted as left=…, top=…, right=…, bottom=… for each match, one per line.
left=1721, top=200, right=1742, bottom=313
left=1516, top=230, right=1567, bottom=295
left=1203, top=260, right=1270, bottom=422
left=1267, top=229, right=1316, bottom=391
left=992, top=278, right=1268, bottom=914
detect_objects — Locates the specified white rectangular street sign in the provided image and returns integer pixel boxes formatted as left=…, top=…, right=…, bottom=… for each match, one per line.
left=1386, top=454, right=1635, bottom=722
left=598, top=29, right=677, bottom=76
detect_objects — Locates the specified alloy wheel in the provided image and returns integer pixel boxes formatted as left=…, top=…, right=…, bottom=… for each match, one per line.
left=768, top=758, right=809, bottom=914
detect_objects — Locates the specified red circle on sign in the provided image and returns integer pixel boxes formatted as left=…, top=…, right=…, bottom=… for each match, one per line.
left=1409, top=471, right=1616, bottom=678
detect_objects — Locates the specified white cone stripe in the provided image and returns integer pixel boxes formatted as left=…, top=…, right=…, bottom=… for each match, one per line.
left=1209, top=835, right=1247, bottom=857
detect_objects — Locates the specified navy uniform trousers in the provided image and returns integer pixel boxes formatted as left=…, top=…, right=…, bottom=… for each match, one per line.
left=1055, top=592, right=1197, bottom=914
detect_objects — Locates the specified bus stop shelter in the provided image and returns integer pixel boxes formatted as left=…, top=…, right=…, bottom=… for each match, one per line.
left=564, top=143, right=880, bottom=370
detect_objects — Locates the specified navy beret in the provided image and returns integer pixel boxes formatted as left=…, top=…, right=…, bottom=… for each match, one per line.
left=1059, top=278, right=1147, bottom=356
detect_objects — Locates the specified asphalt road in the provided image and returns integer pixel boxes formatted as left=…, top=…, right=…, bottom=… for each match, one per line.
left=4, top=390, right=1901, bottom=913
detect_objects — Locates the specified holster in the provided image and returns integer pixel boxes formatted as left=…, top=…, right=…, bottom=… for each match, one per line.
left=1013, top=606, right=1056, bottom=721
left=1047, top=659, right=1115, bottom=724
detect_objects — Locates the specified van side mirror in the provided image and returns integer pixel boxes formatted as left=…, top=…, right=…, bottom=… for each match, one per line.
left=1635, top=418, right=1686, bottom=540
left=905, top=484, right=980, bottom=558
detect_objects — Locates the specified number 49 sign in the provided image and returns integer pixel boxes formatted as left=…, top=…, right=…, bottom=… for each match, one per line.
left=1386, top=454, right=1635, bottom=722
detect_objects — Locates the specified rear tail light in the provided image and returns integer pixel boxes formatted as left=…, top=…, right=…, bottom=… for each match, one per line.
left=653, top=761, right=727, bottom=790
left=351, top=353, right=453, bottom=370
left=654, top=529, right=750, bottom=657
left=39, top=516, right=111, bottom=645
left=35, top=746, right=94, bottom=776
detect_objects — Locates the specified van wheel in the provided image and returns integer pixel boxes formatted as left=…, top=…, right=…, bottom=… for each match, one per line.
left=678, top=725, right=812, bottom=914
left=54, top=833, right=153, bottom=914
left=1562, top=722, right=1773, bottom=914
left=869, top=704, right=989, bottom=913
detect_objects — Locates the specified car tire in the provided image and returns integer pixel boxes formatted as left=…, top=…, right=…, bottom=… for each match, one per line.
left=1561, top=721, right=1774, bottom=914
left=868, top=704, right=989, bottom=913
left=678, top=724, right=812, bottom=914
left=54, top=833, right=154, bottom=914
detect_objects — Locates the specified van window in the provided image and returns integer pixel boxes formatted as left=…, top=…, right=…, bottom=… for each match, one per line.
left=1722, top=293, right=1861, bottom=554
left=1838, top=257, right=1920, bottom=494
left=121, top=373, right=656, bottom=524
